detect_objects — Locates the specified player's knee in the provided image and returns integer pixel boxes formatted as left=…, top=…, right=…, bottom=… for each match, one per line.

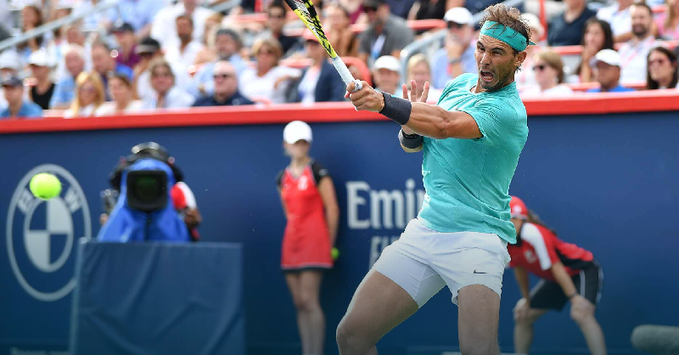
left=293, top=293, right=318, bottom=312
left=336, top=317, right=371, bottom=353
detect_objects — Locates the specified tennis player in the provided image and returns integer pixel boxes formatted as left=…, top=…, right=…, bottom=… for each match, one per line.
left=339, top=4, right=531, bottom=354
left=508, top=196, right=606, bottom=355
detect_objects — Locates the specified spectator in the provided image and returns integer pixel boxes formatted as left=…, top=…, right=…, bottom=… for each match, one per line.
left=575, top=18, right=614, bottom=83
left=151, top=0, right=216, bottom=50
left=1, top=77, right=42, bottom=119
left=388, top=0, right=418, bottom=18
left=619, top=3, right=657, bottom=84
left=338, top=0, right=368, bottom=24
left=358, top=0, right=415, bottom=65
left=54, top=24, right=92, bottom=81
left=142, top=59, right=195, bottom=109
left=193, top=12, right=225, bottom=66
left=65, top=72, right=106, bottom=117
left=113, top=23, right=141, bottom=69
left=97, top=73, right=144, bottom=115
left=50, top=45, right=86, bottom=109
left=406, top=53, right=442, bottom=102
left=372, top=55, right=402, bottom=96
left=240, top=38, right=300, bottom=104
left=587, top=49, right=635, bottom=93
left=91, top=42, right=134, bottom=100
left=27, top=49, right=56, bottom=110
left=547, top=0, right=596, bottom=46
left=646, top=46, right=679, bottom=89
left=103, top=0, right=164, bottom=39
left=288, top=31, right=346, bottom=103
left=327, top=4, right=359, bottom=58
left=165, top=15, right=205, bottom=68
left=259, top=1, right=300, bottom=57
left=515, top=13, right=545, bottom=89
left=133, top=37, right=191, bottom=101
left=17, top=5, right=45, bottom=61
left=431, top=7, right=477, bottom=89
left=193, top=61, right=253, bottom=106
left=408, top=0, right=453, bottom=21
left=656, top=0, right=679, bottom=39
left=0, top=50, right=23, bottom=110
left=190, top=29, right=247, bottom=98
left=522, top=51, right=574, bottom=96
left=597, top=0, right=633, bottom=42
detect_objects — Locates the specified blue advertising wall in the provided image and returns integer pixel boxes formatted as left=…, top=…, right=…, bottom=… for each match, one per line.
left=1, top=111, right=678, bottom=355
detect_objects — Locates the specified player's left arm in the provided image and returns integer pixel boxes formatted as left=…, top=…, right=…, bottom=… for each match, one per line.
left=348, top=81, right=482, bottom=140
left=318, top=177, right=340, bottom=247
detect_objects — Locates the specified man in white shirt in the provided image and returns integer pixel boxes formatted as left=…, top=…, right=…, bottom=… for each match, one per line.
left=597, top=0, right=633, bottom=42
left=164, top=15, right=205, bottom=68
left=618, top=2, right=656, bottom=84
left=151, top=0, right=216, bottom=50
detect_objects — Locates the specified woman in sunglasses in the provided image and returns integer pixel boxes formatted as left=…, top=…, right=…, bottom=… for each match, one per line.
left=521, top=50, right=573, bottom=97
left=646, top=46, right=679, bottom=90
left=65, top=72, right=106, bottom=118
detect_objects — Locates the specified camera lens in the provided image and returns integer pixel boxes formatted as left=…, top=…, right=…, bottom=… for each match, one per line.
left=131, top=175, right=163, bottom=203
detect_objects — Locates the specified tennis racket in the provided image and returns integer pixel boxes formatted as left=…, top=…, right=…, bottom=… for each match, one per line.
left=283, top=0, right=363, bottom=91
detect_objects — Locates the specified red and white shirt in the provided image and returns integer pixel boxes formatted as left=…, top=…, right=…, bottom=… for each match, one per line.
left=508, top=222, right=593, bottom=281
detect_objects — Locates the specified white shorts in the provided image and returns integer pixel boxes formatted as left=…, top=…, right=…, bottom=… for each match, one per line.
left=372, top=218, right=511, bottom=307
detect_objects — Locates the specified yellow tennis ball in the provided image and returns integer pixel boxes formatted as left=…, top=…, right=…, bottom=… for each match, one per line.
left=30, top=173, right=62, bottom=200
left=331, top=247, right=339, bottom=261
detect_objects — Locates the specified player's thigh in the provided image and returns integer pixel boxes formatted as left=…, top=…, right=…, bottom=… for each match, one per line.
left=285, top=272, right=302, bottom=301
left=298, top=270, right=323, bottom=303
left=457, top=284, right=501, bottom=349
left=337, top=269, right=419, bottom=346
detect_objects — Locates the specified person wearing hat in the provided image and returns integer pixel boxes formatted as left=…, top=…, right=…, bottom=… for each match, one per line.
left=189, top=28, right=247, bottom=99
left=358, top=0, right=415, bottom=66
left=546, top=0, right=596, bottom=46
left=276, top=120, right=339, bottom=355
left=372, top=55, right=403, bottom=97
left=287, top=30, right=347, bottom=103
left=506, top=196, right=607, bottom=355
left=587, top=49, right=635, bottom=93
left=192, top=61, right=253, bottom=107
left=0, top=50, right=24, bottom=110
left=113, top=22, right=141, bottom=69
left=340, top=4, right=532, bottom=354
left=431, top=7, right=477, bottom=89
left=26, top=49, right=56, bottom=110
left=1, top=76, right=43, bottom=119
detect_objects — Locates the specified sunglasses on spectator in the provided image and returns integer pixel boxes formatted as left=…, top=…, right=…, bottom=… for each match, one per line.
left=305, top=40, right=320, bottom=46
left=532, top=64, right=548, bottom=72
left=213, top=73, right=234, bottom=79
left=447, top=22, right=465, bottom=29
left=649, top=58, right=668, bottom=66
left=258, top=49, right=276, bottom=56
left=269, top=13, right=285, bottom=19
left=80, top=86, right=96, bottom=93
left=139, top=52, right=154, bottom=58
left=364, top=6, right=377, bottom=13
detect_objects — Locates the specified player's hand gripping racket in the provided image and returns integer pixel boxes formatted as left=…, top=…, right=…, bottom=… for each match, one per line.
left=284, top=0, right=363, bottom=91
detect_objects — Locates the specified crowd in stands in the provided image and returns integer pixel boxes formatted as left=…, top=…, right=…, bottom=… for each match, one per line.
left=1, top=0, right=679, bottom=119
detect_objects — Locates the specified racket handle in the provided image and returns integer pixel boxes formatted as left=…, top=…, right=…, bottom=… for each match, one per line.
left=331, top=56, right=362, bottom=92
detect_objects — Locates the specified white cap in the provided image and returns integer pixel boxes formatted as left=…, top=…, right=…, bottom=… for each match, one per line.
left=373, top=55, right=400, bottom=72
left=443, top=7, right=474, bottom=26
left=0, top=50, right=22, bottom=71
left=521, top=13, right=544, bottom=39
left=590, top=49, right=621, bottom=67
left=283, top=120, right=313, bottom=144
left=28, top=49, right=54, bottom=67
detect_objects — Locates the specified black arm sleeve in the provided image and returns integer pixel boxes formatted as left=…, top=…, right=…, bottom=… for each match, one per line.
left=310, top=161, right=329, bottom=185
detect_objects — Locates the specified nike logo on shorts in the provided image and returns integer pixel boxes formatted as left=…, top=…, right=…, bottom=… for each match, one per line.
left=473, top=269, right=487, bottom=274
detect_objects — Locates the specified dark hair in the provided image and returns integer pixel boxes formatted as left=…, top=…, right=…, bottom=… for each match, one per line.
left=108, top=72, right=133, bottom=88
left=91, top=41, right=112, bottom=53
left=176, top=14, right=193, bottom=27
left=646, top=46, right=678, bottom=89
left=575, top=18, right=614, bottom=75
left=631, top=2, right=653, bottom=16
left=216, top=28, right=243, bottom=49
left=18, top=6, right=44, bottom=50
left=515, top=209, right=558, bottom=245
left=268, top=0, right=287, bottom=15
left=479, top=4, right=532, bottom=56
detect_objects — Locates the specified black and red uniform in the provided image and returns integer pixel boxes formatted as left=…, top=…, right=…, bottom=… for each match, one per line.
left=276, top=161, right=333, bottom=271
left=508, top=222, right=604, bottom=310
